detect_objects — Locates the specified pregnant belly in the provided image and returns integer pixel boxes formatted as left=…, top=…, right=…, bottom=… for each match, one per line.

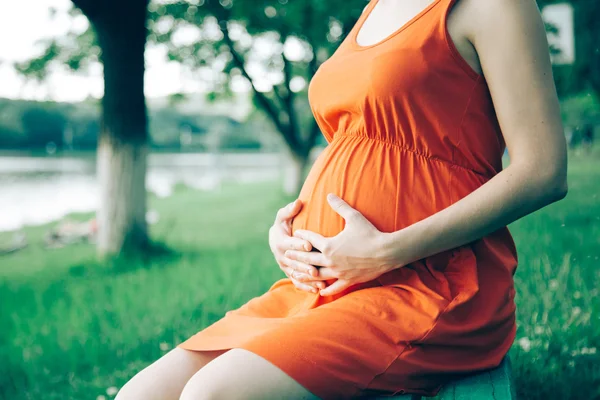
left=290, top=135, right=488, bottom=239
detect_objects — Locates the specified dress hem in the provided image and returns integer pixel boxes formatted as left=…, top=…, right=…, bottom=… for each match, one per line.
left=177, top=340, right=444, bottom=399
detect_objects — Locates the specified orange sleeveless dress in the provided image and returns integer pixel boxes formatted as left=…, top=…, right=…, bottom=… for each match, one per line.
left=178, top=0, right=518, bottom=397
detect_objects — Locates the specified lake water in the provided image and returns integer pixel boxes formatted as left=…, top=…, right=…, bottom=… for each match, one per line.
left=0, top=152, right=287, bottom=232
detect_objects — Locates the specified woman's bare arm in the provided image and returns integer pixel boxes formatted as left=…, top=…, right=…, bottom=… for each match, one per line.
left=381, top=0, right=568, bottom=264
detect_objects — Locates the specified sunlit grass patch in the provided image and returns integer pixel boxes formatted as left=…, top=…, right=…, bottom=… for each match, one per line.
left=1, top=152, right=599, bottom=399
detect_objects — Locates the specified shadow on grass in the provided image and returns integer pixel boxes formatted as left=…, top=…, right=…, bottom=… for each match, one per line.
left=0, top=359, right=29, bottom=400
left=67, top=240, right=182, bottom=277
left=64, top=239, right=240, bottom=280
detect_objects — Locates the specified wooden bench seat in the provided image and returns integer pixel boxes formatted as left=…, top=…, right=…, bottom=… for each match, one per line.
left=371, top=356, right=516, bottom=400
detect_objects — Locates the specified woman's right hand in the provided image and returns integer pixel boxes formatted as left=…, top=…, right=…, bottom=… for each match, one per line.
left=269, top=199, right=325, bottom=294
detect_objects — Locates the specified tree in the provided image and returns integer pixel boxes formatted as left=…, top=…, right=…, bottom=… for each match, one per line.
left=152, top=0, right=367, bottom=194
left=16, top=0, right=151, bottom=255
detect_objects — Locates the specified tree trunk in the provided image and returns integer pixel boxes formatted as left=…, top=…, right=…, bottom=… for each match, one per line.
left=283, top=151, right=308, bottom=196
left=94, top=5, right=149, bottom=256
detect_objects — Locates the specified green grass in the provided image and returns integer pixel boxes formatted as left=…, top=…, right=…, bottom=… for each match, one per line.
left=1, top=150, right=599, bottom=400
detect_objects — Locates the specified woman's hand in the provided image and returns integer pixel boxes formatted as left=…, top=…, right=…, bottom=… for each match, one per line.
left=286, top=194, right=402, bottom=296
left=268, top=199, right=327, bottom=294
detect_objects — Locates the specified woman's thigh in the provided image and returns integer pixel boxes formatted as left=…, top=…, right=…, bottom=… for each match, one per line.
left=180, top=348, right=320, bottom=400
left=115, top=347, right=228, bottom=400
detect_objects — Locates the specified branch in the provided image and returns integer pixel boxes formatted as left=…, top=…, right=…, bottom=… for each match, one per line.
left=272, top=84, right=287, bottom=107
left=218, top=15, right=301, bottom=151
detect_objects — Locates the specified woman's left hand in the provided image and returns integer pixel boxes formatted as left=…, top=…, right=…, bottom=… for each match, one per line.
left=286, top=194, right=402, bottom=296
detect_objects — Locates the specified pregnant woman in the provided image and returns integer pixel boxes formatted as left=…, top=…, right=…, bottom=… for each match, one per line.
left=118, top=0, right=568, bottom=398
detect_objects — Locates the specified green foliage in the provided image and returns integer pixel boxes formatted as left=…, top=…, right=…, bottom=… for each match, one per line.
left=219, top=132, right=262, bottom=150
left=147, top=0, right=368, bottom=156
left=15, top=8, right=99, bottom=80
left=14, top=41, right=61, bottom=81
left=560, top=90, right=600, bottom=126
left=21, top=107, right=68, bottom=149
left=149, top=0, right=366, bottom=51
left=0, top=98, right=99, bottom=151
left=538, top=0, right=600, bottom=97
left=0, top=125, right=25, bottom=149
left=0, top=97, right=280, bottom=151
left=13, top=0, right=343, bottom=158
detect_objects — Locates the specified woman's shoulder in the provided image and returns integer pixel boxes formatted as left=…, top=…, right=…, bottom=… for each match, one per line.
left=459, top=0, right=547, bottom=48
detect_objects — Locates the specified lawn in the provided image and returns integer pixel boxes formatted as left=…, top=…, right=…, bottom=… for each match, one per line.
left=0, top=149, right=599, bottom=400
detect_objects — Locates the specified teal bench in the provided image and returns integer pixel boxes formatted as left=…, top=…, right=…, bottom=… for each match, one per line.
left=373, top=356, right=516, bottom=400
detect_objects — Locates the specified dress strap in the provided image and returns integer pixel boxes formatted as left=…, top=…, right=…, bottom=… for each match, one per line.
left=436, top=0, right=481, bottom=80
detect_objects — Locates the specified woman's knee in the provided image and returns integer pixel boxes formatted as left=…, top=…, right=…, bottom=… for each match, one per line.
left=179, top=353, right=240, bottom=400
left=116, top=348, right=226, bottom=400
left=179, top=348, right=319, bottom=400
left=179, top=373, right=223, bottom=400
left=114, top=379, right=151, bottom=400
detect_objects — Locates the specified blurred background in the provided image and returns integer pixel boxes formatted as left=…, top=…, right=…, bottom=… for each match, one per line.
left=0, top=1, right=598, bottom=399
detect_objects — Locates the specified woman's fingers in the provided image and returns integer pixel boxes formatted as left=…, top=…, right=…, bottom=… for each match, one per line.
left=284, top=257, right=338, bottom=281
left=275, top=199, right=302, bottom=223
left=283, top=266, right=325, bottom=292
left=291, top=271, right=326, bottom=288
left=309, top=279, right=326, bottom=289
left=291, top=267, right=337, bottom=282
left=292, top=275, right=326, bottom=292
left=288, top=269, right=322, bottom=293
left=287, top=268, right=327, bottom=290
left=291, top=278, right=320, bottom=293
left=312, top=267, right=337, bottom=280
left=284, top=249, right=330, bottom=268
left=278, top=236, right=312, bottom=252
left=283, top=257, right=318, bottom=277
left=319, top=278, right=351, bottom=297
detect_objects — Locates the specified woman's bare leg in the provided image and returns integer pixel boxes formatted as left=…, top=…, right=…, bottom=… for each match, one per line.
left=179, top=348, right=320, bottom=400
left=115, top=348, right=228, bottom=400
